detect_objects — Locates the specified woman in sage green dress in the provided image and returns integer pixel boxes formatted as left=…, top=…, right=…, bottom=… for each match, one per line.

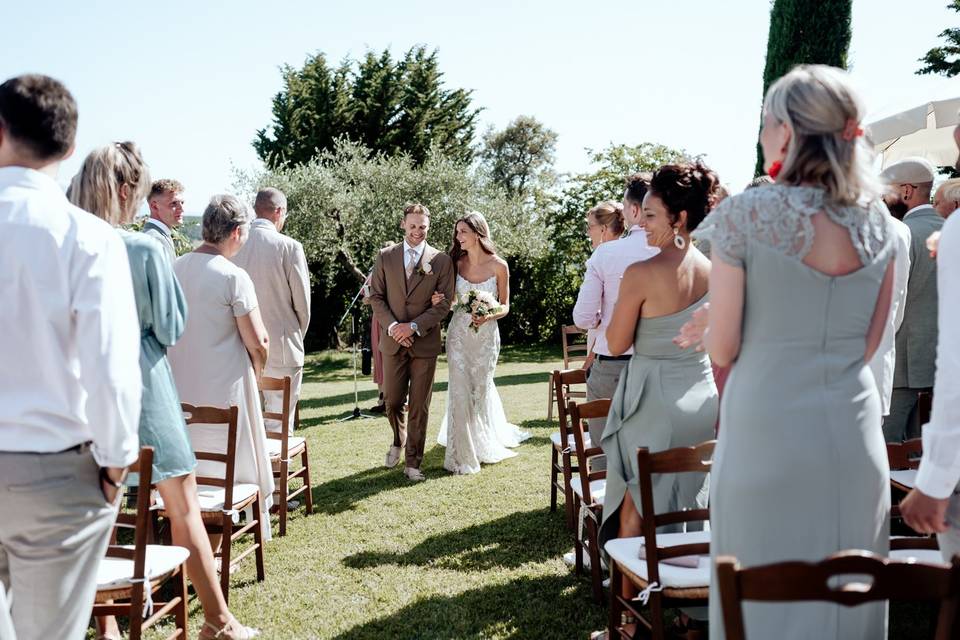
left=68, top=143, right=259, bottom=640
left=599, top=162, right=721, bottom=633
left=683, top=65, right=895, bottom=639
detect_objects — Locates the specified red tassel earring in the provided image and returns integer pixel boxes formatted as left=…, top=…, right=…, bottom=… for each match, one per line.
left=767, top=161, right=783, bottom=179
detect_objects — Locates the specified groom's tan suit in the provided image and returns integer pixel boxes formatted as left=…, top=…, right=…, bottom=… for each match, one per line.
left=369, top=242, right=455, bottom=469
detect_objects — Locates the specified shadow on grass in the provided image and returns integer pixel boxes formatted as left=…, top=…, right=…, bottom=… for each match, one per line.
left=335, top=574, right=604, bottom=640
left=343, top=507, right=569, bottom=572
left=299, top=372, right=551, bottom=411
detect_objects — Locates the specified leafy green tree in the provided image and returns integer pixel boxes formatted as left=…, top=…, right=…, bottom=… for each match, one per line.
left=237, top=139, right=545, bottom=348
left=918, top=1, right=960, bottom=77
left=508, top=143, right=691, bottom=342
left=254, top=46, right=480, bottom=169
left=480, top=115, right=558, bottom=201
left=755, top=0, right=853, bottom=174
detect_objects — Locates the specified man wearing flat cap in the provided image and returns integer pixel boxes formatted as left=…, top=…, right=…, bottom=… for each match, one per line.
left=881, top=157, right=944, bottom=442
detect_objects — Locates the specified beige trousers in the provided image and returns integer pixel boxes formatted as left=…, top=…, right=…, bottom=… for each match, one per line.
left=0, top=446, right=118, bottom=640
left=263, top=365, right=303, bottom=433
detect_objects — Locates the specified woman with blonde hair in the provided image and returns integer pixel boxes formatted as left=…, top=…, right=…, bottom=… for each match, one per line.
left=581, top=201, right=625, bottom=370
left=678, top=65, right=896, bottom=638
left=68, top=143, right=259, bottom=639
left=435, top=211, right=530, bottom=474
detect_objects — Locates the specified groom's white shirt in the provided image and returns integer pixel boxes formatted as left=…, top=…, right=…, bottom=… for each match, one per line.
left=573, top=225, right=659, bottom=356
left=388, top=239, right=427, bottom=334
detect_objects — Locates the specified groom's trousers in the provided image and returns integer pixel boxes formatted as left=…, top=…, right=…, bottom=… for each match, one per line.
left=382, top=349, right=438, bottom=469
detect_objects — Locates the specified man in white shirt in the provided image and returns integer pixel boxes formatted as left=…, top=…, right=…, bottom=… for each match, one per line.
left=231, top=188, right=311, bottom=432
left=143, top=178, right=184, bottom=263
left=0, top=74, right=141, bottom=640
left=901, top=123, right=960, bottom=557
left=572, top=173, right=660, bottom=460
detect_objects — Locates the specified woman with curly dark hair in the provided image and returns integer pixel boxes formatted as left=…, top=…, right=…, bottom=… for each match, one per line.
left=596, top=161, right=721, bottom=634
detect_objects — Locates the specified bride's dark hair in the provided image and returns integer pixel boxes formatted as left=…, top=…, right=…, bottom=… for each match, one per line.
left=449, top=211, right=497, bottom=263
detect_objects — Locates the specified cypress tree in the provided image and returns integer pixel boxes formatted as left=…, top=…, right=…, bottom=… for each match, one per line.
left=755, top=0, right=853, bottom=175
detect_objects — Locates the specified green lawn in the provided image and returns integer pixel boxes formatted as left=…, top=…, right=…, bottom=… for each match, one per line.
left=200, top=344, right=605, bottom=639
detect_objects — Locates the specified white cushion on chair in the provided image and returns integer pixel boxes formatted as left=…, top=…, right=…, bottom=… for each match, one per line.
left=267, top=436, right=306, bottom=458
left=155, top=483, right=259, bottom=512
left=570, top=477, right=605, bottom=503
left=551, top=432, right=590, bottom=449
left=890, top=542, right=945, bottom=565
left=890, top=469, right=916, bottom=489
left=96, top=544, right=190, bottom=591
left=605, top=531, right=711, bottom=590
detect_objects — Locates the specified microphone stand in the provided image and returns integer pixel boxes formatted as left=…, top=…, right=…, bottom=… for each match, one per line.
left=337, top=272, right=375, bottom=422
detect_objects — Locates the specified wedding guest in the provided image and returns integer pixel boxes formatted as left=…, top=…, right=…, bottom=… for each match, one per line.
left=599, top=162, right=719, bottom=636
left=572, top=176, right=659, bottom=467
left=580, top=200, right=625, bottom=371
left=882, top=157, right=943, bottom=442
left=933, top=177, right=960, bottom=218
left=67, top=145, right=259, bottom=640
left=685, top=64, right=895, bottom=639
left=168, top=195, right=276, bottom=541
left=231, top=188, right=311, bottom=433
left=0, top=74, right=140, bottom=640
left=868, top=210, right=911, bottom=421
left=900, top=123, right=960, bottom=557
left=143, top=178, right=184, bottom=262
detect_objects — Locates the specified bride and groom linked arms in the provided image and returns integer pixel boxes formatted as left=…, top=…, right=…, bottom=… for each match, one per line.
left=368, top=204, right=529, bottom=482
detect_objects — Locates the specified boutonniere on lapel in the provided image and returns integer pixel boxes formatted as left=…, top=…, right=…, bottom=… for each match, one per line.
left=417, top=261, right=433, bottom=276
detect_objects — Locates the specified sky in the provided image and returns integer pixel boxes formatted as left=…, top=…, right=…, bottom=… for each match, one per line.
left=3, top=0, right=959, bottom=212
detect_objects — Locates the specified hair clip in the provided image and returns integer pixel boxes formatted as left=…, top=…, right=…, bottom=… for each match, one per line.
left=841, top=119, right=864, bottom=142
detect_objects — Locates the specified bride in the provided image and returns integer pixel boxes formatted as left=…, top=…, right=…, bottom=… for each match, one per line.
left=436, top=212, right=530, bottom=474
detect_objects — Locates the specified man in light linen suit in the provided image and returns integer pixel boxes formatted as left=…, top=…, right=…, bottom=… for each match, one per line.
left=142, top=178, right=184, bottom=263
left=881, top=158, right=944, bottom=442
left=232, top=187, right=311, bottom=432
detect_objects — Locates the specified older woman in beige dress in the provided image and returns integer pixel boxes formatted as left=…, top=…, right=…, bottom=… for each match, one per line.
left=168, top=195, right=275, bottom=541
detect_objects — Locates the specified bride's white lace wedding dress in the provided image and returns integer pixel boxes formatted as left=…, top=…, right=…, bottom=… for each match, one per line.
left=437, top=274, right=530, bottom=474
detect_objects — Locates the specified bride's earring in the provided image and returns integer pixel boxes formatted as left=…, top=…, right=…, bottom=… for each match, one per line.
left=673, top=227, right=686, bottom=250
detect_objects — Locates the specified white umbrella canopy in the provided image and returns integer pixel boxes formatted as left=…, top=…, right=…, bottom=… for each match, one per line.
left=866, top=90, right=960, bottom=169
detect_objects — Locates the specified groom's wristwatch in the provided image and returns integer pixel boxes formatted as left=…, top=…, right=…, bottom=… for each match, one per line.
left=410, top=322, right=420, bottom=336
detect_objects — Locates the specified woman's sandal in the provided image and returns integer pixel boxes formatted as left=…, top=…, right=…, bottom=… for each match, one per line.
left=198, top=617, right=261, bottom=640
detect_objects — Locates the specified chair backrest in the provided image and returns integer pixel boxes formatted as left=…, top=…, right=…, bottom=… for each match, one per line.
left=553, top=368, right=586, bottom=438
left=567, top=399, right=609, bottom=505
left=105, top=447, right=155, bottom=607
left=636, top=441, right=715, bottom=584
left=716, top=551, right=960, bottom=640
left=886, top=438, right=922, bottom=470
left=260, top=375, right=293, bottom=458
left=561, top=325, right=588, bottom=369
left=182, top=404, right=240, bottom=509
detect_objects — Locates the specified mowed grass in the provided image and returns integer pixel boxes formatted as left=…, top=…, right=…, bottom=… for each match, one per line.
left=171, top=344, right=604, bottom=639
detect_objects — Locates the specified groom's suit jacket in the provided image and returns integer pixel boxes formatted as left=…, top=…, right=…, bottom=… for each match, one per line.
left=368, top=242, right=455, bottom=358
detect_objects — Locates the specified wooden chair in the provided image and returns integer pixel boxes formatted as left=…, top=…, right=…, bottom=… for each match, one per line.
left=93, top=447, right=188, bottom=640
left=546, top=325, right=588, bottom=419
left=716, top=551, right=960, bottom=640
left=887, top=438, right=922, bottom=493
left=260, top=375, right=314, bottom=537
left=605, top=441, right=715, bottom=640
left=157, top=404, right=265, bottom=604
left=568, top=398, right=610, bottom=604
left=549, top=368, right=587, bottom=531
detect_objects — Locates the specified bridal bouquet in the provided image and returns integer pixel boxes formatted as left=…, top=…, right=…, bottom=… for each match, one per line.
left=454, top=289, right=502, bottom=332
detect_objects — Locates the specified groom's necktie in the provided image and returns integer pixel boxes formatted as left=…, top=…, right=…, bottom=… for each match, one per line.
left=405, top=248, right=417, bottom=279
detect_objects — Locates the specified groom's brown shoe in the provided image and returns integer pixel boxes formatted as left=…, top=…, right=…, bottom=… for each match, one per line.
left=404, top=467, right=425, bottom=482
left=385, top=446, right=402, bottom=468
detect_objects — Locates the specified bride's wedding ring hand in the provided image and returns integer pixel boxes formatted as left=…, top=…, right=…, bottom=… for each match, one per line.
left=673, top=303, right=710, bottom=352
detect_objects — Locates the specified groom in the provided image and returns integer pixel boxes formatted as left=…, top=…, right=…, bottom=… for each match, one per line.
left=368, top=203, right=455, bottom=481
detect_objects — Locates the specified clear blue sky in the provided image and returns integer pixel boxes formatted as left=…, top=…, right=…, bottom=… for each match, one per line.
left=3, top=0, right=958, bottom=211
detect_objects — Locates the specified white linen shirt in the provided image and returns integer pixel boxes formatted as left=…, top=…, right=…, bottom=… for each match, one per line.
left=868, top=216, right=911, bottom=415
left=915, top=212, right=960, bottom=498
left=0, top=167, right=141, bottom=467
left=572, top=226, right=660, bottom=356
